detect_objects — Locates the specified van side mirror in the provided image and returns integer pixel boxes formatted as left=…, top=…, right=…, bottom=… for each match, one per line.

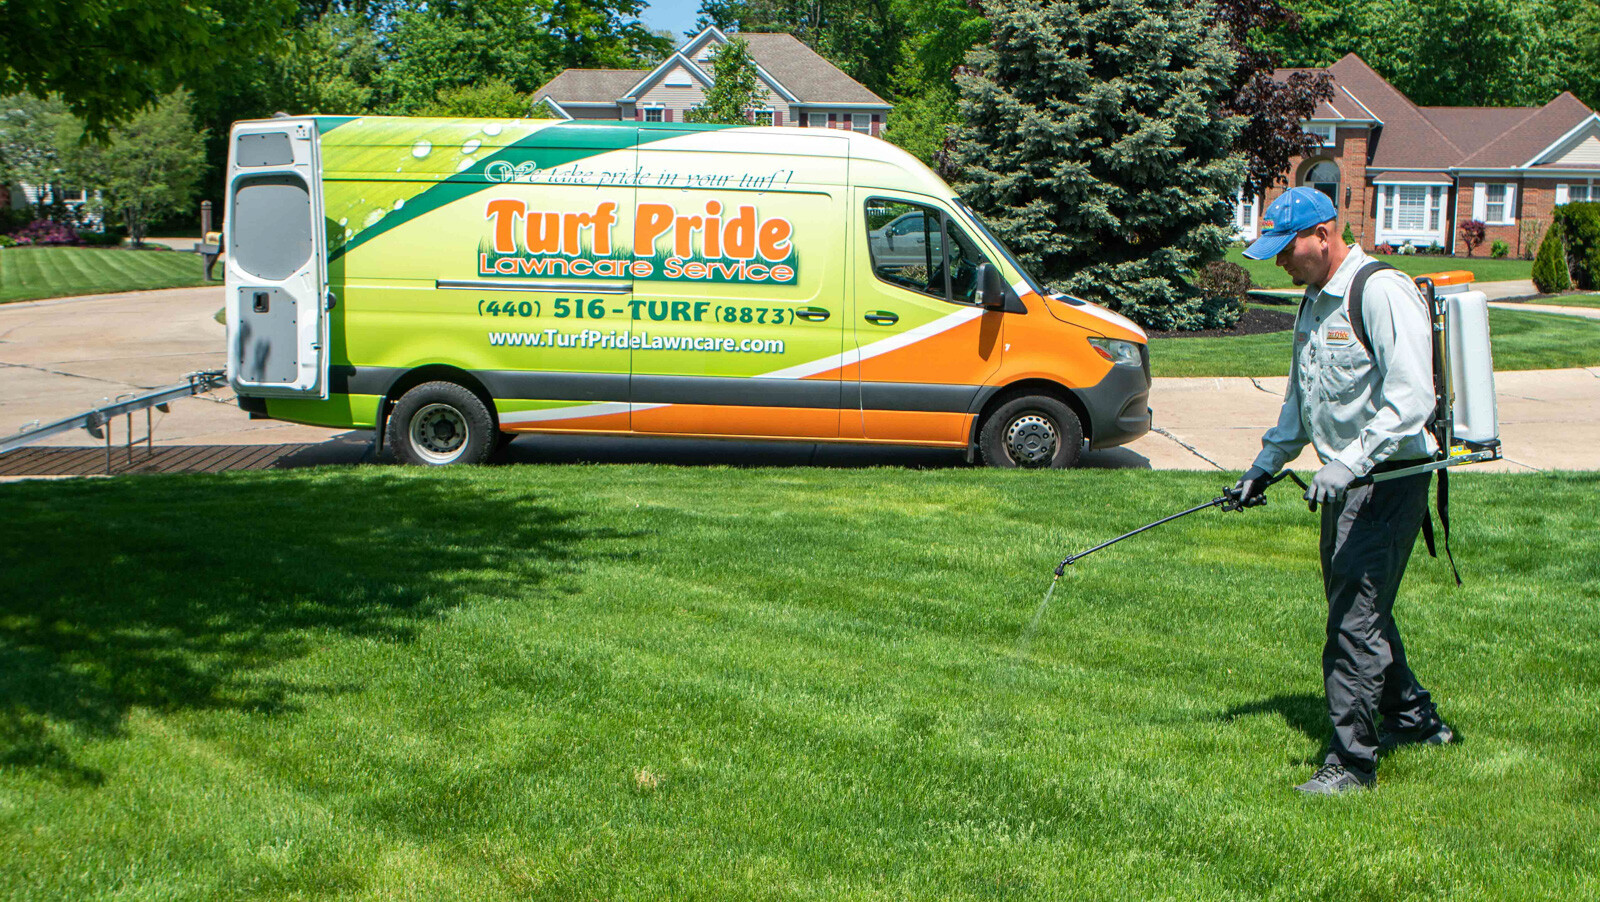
left=974, top=263, right=1022, bottom=312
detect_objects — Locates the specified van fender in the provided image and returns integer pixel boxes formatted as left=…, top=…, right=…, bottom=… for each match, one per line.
left=967, top=379, right=1094, bottom=460
left=369, top=364, right=501, bottom=453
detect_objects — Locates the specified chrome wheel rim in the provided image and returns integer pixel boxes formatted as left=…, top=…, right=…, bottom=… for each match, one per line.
left=410, top=403, right=469, bottom=464
left=1005, top=413, right=1057, bottom=466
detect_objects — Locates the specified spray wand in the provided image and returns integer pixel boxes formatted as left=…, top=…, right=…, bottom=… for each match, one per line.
left=1050, top=469, right=1309, bottom=579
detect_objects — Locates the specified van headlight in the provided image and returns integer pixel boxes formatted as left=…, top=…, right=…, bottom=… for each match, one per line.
left=1087, top=337, right=1142, bottom=367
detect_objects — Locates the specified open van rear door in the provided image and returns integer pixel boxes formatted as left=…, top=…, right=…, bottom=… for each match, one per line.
left=225, top=118, right=328, bottom=398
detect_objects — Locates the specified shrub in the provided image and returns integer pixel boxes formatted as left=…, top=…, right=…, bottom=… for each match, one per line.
left=1192, top=260, right=1250, bottom=329
left=1459, top=219, right=1486, bottom=256
left=1552, top=201, right=1600, bottom=289
left=1491, top=240, right=1509, bottom=258
left=1531, top=222, right=1571, bottom=293
left=0, top=235, right=17, bottom=248
left=1375, top=243, right=1395, bottom=255
left=1341, top=222, right=1356, bottom=245
left=77, top=226, right=127, bottom=247
left=11, top=219, right=79, bottom=246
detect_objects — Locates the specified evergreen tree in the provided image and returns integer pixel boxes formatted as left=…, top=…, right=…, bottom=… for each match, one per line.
left=951, top=0, right=1246, bottom=330
left=1531, top=222, right=1571, bottom=293
left=686, top=39, right=762, bottom=124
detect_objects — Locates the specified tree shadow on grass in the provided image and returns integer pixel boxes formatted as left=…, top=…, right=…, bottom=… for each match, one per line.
left=0, top=470, right=639, bottom=785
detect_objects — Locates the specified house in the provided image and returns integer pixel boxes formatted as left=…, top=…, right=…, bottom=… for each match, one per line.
left=1235, top=53, right=1600, bottom=257
left=532, top=27, right=892, bottom=137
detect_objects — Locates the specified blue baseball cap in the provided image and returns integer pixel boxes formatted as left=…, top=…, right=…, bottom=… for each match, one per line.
left=1242, top=187, right=1339, bottom=260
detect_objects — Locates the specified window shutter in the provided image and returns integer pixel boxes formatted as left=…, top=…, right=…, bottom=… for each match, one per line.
left=871, top=114, right=880, bottom=136
left=828, top=113, right=836, bottom=128
left=664, top=108, right=673, bottom=122
left=774, top=111, right=783, bottom=126
left=1471, top=184, right=1487, bottom=221
left=1503, top=184, right=1517, bottom=222
left=1556, top=184, right=1569, bottom=205
left=634, top=108, right=642, bottom=121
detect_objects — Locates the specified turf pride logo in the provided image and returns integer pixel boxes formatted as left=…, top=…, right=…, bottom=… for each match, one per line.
left=480, top=198, right=797, bottom=284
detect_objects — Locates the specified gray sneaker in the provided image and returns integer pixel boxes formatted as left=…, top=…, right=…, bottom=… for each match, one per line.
left=1295, top=763, right=1373, bottom=794
left=1379, top=720, right=1456, bottom=752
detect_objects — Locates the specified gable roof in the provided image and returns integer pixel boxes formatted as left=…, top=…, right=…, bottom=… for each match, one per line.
left=1277, top=54, right=1600, bottom=174
left=739, top=33, right=888, bottom=105
left=535, top=69, right=649, bottom=104
left=531, top=27, right=889, bottom=110
left=1457, top=92, right=1597, bottom=169
left=1323, top=54, right=1466, bottom=168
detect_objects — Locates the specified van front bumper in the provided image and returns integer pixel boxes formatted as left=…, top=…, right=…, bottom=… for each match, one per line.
left=1078, top=357, right=1152, bottom=450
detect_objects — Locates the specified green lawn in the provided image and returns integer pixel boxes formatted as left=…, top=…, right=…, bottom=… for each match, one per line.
left=0, top=246, right=210, bottom=304
left=2, top=467, right=1597, bottom=900
left=1151, top=307, right=1600, bottom=377
left=1227, top=248, right=1534, bottom=289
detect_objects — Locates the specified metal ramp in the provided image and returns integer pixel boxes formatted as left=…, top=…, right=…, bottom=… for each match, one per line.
left=0, top=370, right=228, bottom=473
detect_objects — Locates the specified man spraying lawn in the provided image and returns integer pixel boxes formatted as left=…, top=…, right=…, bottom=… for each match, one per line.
left=1233, top=187, right=1456, bottom=795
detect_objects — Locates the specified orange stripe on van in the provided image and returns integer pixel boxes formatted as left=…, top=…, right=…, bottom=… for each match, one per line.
left=632, top=404, right=839, bottom=438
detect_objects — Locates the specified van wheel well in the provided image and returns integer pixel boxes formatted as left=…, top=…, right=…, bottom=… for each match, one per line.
left=972, top=380, right=1091, bottom=448
left=380, top=366, right=499, bottom=435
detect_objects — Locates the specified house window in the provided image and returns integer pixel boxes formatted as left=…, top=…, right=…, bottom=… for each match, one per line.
left=1560, top=183, right=1594, bottom=204
left=852, top=113, right=871, bottom=134
left=1396, top=186, right=1428, bottom=231
left=664, top=68, right=694, bottom=88
left=1234, top=189, right=1256, bottom=230
left=1429, top=187, right=1443, bottom=231
left=1304, top=124, right=1336, bottom=147
left=1484, top=184, right=1512, bottom=224
left=751, top=109, right=774, bottom=127
left=808, top=112, right=827, bottom=128
left=643, top=107, right=664, bottom=122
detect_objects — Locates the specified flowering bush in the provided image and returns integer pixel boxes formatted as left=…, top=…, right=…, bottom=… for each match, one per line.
left=11, top=219, right=80, bottom=246
left=1375, top=243, right=1395, bottom=255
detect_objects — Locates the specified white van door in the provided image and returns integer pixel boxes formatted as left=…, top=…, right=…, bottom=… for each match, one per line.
left=225, top=119, right=329, bottom=397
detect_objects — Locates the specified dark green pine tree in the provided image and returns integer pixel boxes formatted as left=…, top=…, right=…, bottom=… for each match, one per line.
left=950, top=0, right=1246, bottom=330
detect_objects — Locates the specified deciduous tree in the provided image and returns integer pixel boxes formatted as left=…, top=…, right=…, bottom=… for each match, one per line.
left=0, top=0, right=296, bottom=137
left=685, top=38, right=762, bottom=124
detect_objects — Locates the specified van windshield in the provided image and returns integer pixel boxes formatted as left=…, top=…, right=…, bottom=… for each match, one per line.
left=952, top=199, right=1050, bottom=298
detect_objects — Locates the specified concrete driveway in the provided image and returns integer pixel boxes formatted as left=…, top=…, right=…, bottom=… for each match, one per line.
left=2, top=286, right=1597, bottom=473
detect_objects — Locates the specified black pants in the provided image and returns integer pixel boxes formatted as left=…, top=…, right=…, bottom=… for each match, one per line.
left=1319, top=471, right=1438, bottom=776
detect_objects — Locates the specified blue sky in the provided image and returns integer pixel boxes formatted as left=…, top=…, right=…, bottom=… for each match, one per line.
left=640, top=0, right=704, bottom=39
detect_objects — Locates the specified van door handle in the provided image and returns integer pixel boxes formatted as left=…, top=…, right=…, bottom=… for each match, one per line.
left=793, top=307, right=830, bottom=322
left=863, top=310, right=899, bottom=326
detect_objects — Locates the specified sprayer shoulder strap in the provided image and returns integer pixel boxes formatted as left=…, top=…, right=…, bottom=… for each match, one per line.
left=1345, top=260, right=1401, bottom=357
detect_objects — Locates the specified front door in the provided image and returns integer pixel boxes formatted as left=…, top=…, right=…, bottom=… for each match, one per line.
left=849, top=193, right=1004, bottom=445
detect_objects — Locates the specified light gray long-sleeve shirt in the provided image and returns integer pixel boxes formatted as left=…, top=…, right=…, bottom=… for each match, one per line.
left=1253, top=246, right=1438, bottom=478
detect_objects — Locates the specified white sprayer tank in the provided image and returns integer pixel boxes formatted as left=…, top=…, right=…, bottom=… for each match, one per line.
left=1437, top=284, right=1499, bottom=446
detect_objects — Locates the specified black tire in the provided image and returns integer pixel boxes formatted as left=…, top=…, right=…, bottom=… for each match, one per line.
left=978, top=394, right=1084, bottom=469
left=386, top=381, right=495, bottom=466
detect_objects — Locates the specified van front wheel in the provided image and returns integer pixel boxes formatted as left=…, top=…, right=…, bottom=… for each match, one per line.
left=388, top=381, right=495, bottom=466
left=979, top=395, right=1083, bottom=469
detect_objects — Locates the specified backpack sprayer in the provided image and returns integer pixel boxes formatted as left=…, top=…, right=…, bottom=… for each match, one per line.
left=1041, top=270, right=1502, bottom=597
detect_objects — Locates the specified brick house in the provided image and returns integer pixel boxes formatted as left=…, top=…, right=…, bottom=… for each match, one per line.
left=532, top=27, right=893, bottom=136
left=1235, top=54, right=1600, bottom=258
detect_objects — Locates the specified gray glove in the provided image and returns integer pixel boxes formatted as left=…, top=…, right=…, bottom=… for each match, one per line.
left=1305, top=460, right=1356, bottom=510
left=1230, top=465, right=1272, bottom=509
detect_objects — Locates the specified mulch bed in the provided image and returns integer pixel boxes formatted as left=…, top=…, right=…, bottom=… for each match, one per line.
left=1146, top=305, right=1296, bottom=339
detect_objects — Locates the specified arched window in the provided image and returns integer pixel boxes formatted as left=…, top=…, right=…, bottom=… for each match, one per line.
left=1303, top=161, right=1341, bottom=203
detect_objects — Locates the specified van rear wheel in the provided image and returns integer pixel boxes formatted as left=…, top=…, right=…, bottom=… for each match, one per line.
left=388, top=381, right=495, bottom=466
left=979, top=395, right=1083, bottom=469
